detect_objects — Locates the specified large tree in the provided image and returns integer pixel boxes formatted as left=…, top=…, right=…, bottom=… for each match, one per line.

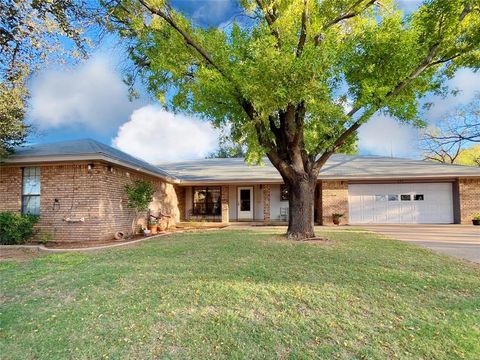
left=0, top=0, right=101, bottom=158
left=109, top=0, right=480, bottom=239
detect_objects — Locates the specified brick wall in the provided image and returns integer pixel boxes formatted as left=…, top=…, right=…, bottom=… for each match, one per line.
left=0, top=166, right=22, bottom=211
left=175, top=186, right=186, bottom=221
left=221, top=185, right=229, bottom=223
left=320, top=180, right=349, bottom=225
left=458, top=178, right=480, bottom=224
left=263, top=184, right=271, bottom=223
left=0, top=162, right=180, bottom=243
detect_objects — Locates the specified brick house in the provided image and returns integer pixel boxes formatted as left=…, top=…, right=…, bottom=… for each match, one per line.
left=1, top=139, right=479, bottom=243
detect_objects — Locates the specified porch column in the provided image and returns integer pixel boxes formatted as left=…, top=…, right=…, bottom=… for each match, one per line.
left=263, top=184, right=271, bottom=223
left=221, top=185, right=229, bottom=223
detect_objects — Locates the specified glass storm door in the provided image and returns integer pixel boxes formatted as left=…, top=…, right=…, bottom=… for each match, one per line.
left=237, top=186, right=254, bottom=220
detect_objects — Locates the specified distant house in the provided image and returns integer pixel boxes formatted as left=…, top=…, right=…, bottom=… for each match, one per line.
left=1, top=139, right=479, bottom=243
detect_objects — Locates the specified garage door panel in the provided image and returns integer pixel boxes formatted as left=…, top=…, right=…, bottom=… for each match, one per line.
left=348, top=183, right=453, bottom=224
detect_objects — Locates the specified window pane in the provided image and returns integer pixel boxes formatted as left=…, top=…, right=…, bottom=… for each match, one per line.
left=22, top=196, right=40, bottom=215
left=22, top=167, right=40, bottom=215
left=375, top=195, right=387, bottom=202
left=240, top=189, right=251, bottom=211
left=193, top=187, right=221, bottom=215
left=401, top=194, right=411, bottom=201
left=22, top=167, right=40, bottom=195
left=414, top=194, right=424, bottom=201
left=388, top=194, right=398, bottom=201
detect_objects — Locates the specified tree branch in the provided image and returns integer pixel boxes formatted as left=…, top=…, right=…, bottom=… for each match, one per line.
left=313, top=41, right=443, bottom=172
left=296, top=0, right=308, bottom=57
left=255, top=0, right=281, bottom=47
left=314, top=0, right=376, bottom=45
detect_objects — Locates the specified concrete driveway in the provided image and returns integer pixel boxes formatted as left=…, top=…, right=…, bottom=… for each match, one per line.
left=363, top=225, right=480, bottom=264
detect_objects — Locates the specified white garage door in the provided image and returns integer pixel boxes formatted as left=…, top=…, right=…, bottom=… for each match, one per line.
left=348, top=183, right=454, bottom=224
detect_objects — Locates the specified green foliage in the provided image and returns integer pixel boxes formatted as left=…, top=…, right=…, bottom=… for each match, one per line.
left=0, top=0, right=101, bottom=156
left=472, top=213, right=480, bottom=220
left=108, top=0, right=480, bottom=163
left=456, top=145, right=480, bottom=167
left=0, top=212, right=39, bottom=245
left=124, top=180, right=155, bottom=212
left=0, top=70, right=29, bottom=159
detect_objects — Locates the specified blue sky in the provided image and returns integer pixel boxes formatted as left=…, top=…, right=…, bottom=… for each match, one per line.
left=25, top=0, right=480, bottom=162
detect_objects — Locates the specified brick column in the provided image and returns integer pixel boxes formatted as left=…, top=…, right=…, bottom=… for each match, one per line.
left=221, top=185, right=229, bottom=223
left=321, top=180, right=349, bottom=225
left=458, top=178, right=480, bottom=224
left=263, top=184, right=271, bottom=223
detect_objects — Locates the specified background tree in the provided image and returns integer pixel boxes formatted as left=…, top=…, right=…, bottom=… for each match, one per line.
left=421, top=93, right=480, bottom=161
left=0, top=0, right=102, bottom=158
left=124, top=179, right=155, bottom=235
left=456, top=145, right=480, bottom=166
left=421, top=93, right=480, bottom=164
left=108, top=0, right=480, bottom=239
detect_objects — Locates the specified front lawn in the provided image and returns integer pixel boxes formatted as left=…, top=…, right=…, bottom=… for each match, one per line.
left=1, top=229, right=479, bottom=359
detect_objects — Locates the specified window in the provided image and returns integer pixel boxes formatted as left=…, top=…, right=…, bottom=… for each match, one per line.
left=414, top=194, right=424, bottom=201
left=388, top=194, right=398, bottom=201
left=193, top=187, right=221, bottom=215
left=375, top=195, right=387, bottom=202
left=401, top=194, right=411, bottom=201
left=22, top=167, right=41, bottom=215
left=280, top=185, right=289, bottom=201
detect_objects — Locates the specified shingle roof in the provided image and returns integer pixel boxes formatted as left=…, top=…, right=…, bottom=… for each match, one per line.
left=6, top=139, right=176, bottom=181
left=157, top=154, right=480, bottom=183
left=5, top=139, right=480, bottom=183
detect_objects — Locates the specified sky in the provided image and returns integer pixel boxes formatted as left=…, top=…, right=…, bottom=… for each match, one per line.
left=25, top=0, right=480, bottom=162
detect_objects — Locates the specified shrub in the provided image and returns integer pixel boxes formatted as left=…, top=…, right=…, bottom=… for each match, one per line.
left=473, top=213, right=480, bottom=221
left=124, top=180, right=155, bottom=235
left=0, top=212, right=39, bottom=245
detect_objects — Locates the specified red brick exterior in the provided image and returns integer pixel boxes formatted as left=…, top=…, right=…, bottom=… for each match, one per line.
left=2, top=160, right=479, bottom=240
left=0, top=162, right=180, bottom=243
left=458, top=178, right=480, bottom=224
left=221, top=185, right=229, bottom=223
left=319, top=180, right=349, bottom=225
left=263, top=184, right=271, bottom=223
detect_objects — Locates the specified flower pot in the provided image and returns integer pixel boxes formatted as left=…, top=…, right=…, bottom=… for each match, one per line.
left=148, top=225, right=158, bottom=234
left=158, top=222, right=167, bottom=232
left=473, top=219, right=480, bottom=226
left=332, top=217, right=341, bottom=225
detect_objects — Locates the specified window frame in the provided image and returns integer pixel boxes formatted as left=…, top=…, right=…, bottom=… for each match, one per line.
left=21, top=167, right=41, bottom=215
left=192, top=186, right=222, bottom=216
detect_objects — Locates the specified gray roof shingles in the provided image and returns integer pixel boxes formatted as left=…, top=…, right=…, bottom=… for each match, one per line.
left=5, top=139, right=480, bottom=183
left=157, top=155, right=480, bottom=182
left=8, top=139, right=174, bottom=180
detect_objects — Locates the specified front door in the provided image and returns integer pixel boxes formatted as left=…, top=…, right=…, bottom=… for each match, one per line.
left=237, top=186, right=254, bottom=220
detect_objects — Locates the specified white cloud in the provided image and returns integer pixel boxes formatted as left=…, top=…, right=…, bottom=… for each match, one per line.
left=192, top=0, right=233, bottom=25
left=112, top=106, right=220, bottom=162
left=358, top=114, right=420, bottom=158
left=425, top=68, right=480, bottom=121
left=28, top=55, right=139, bottom=131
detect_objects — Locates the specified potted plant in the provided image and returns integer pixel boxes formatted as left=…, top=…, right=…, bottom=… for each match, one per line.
left=158, top=220, right=167, bottom=232
left=148, top=219, right=158, bottom=234
left=332, top=213, right=344, bottom=225
left=473, top=213, right=480, bottom=226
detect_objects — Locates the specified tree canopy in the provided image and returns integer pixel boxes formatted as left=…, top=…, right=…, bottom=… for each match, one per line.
left=110, top=0, right=480, bottom=167
left=0, top=0, right=101, bottom=158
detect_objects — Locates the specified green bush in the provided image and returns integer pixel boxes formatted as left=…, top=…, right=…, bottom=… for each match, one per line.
left=0, top=212, right=39, bottom=245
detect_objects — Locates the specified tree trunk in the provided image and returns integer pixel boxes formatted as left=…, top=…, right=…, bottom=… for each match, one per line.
left=286, top=176, right=316, bottom=240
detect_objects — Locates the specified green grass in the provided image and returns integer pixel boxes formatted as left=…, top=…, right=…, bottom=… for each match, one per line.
left=1, top=229, right=479, bottom=359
